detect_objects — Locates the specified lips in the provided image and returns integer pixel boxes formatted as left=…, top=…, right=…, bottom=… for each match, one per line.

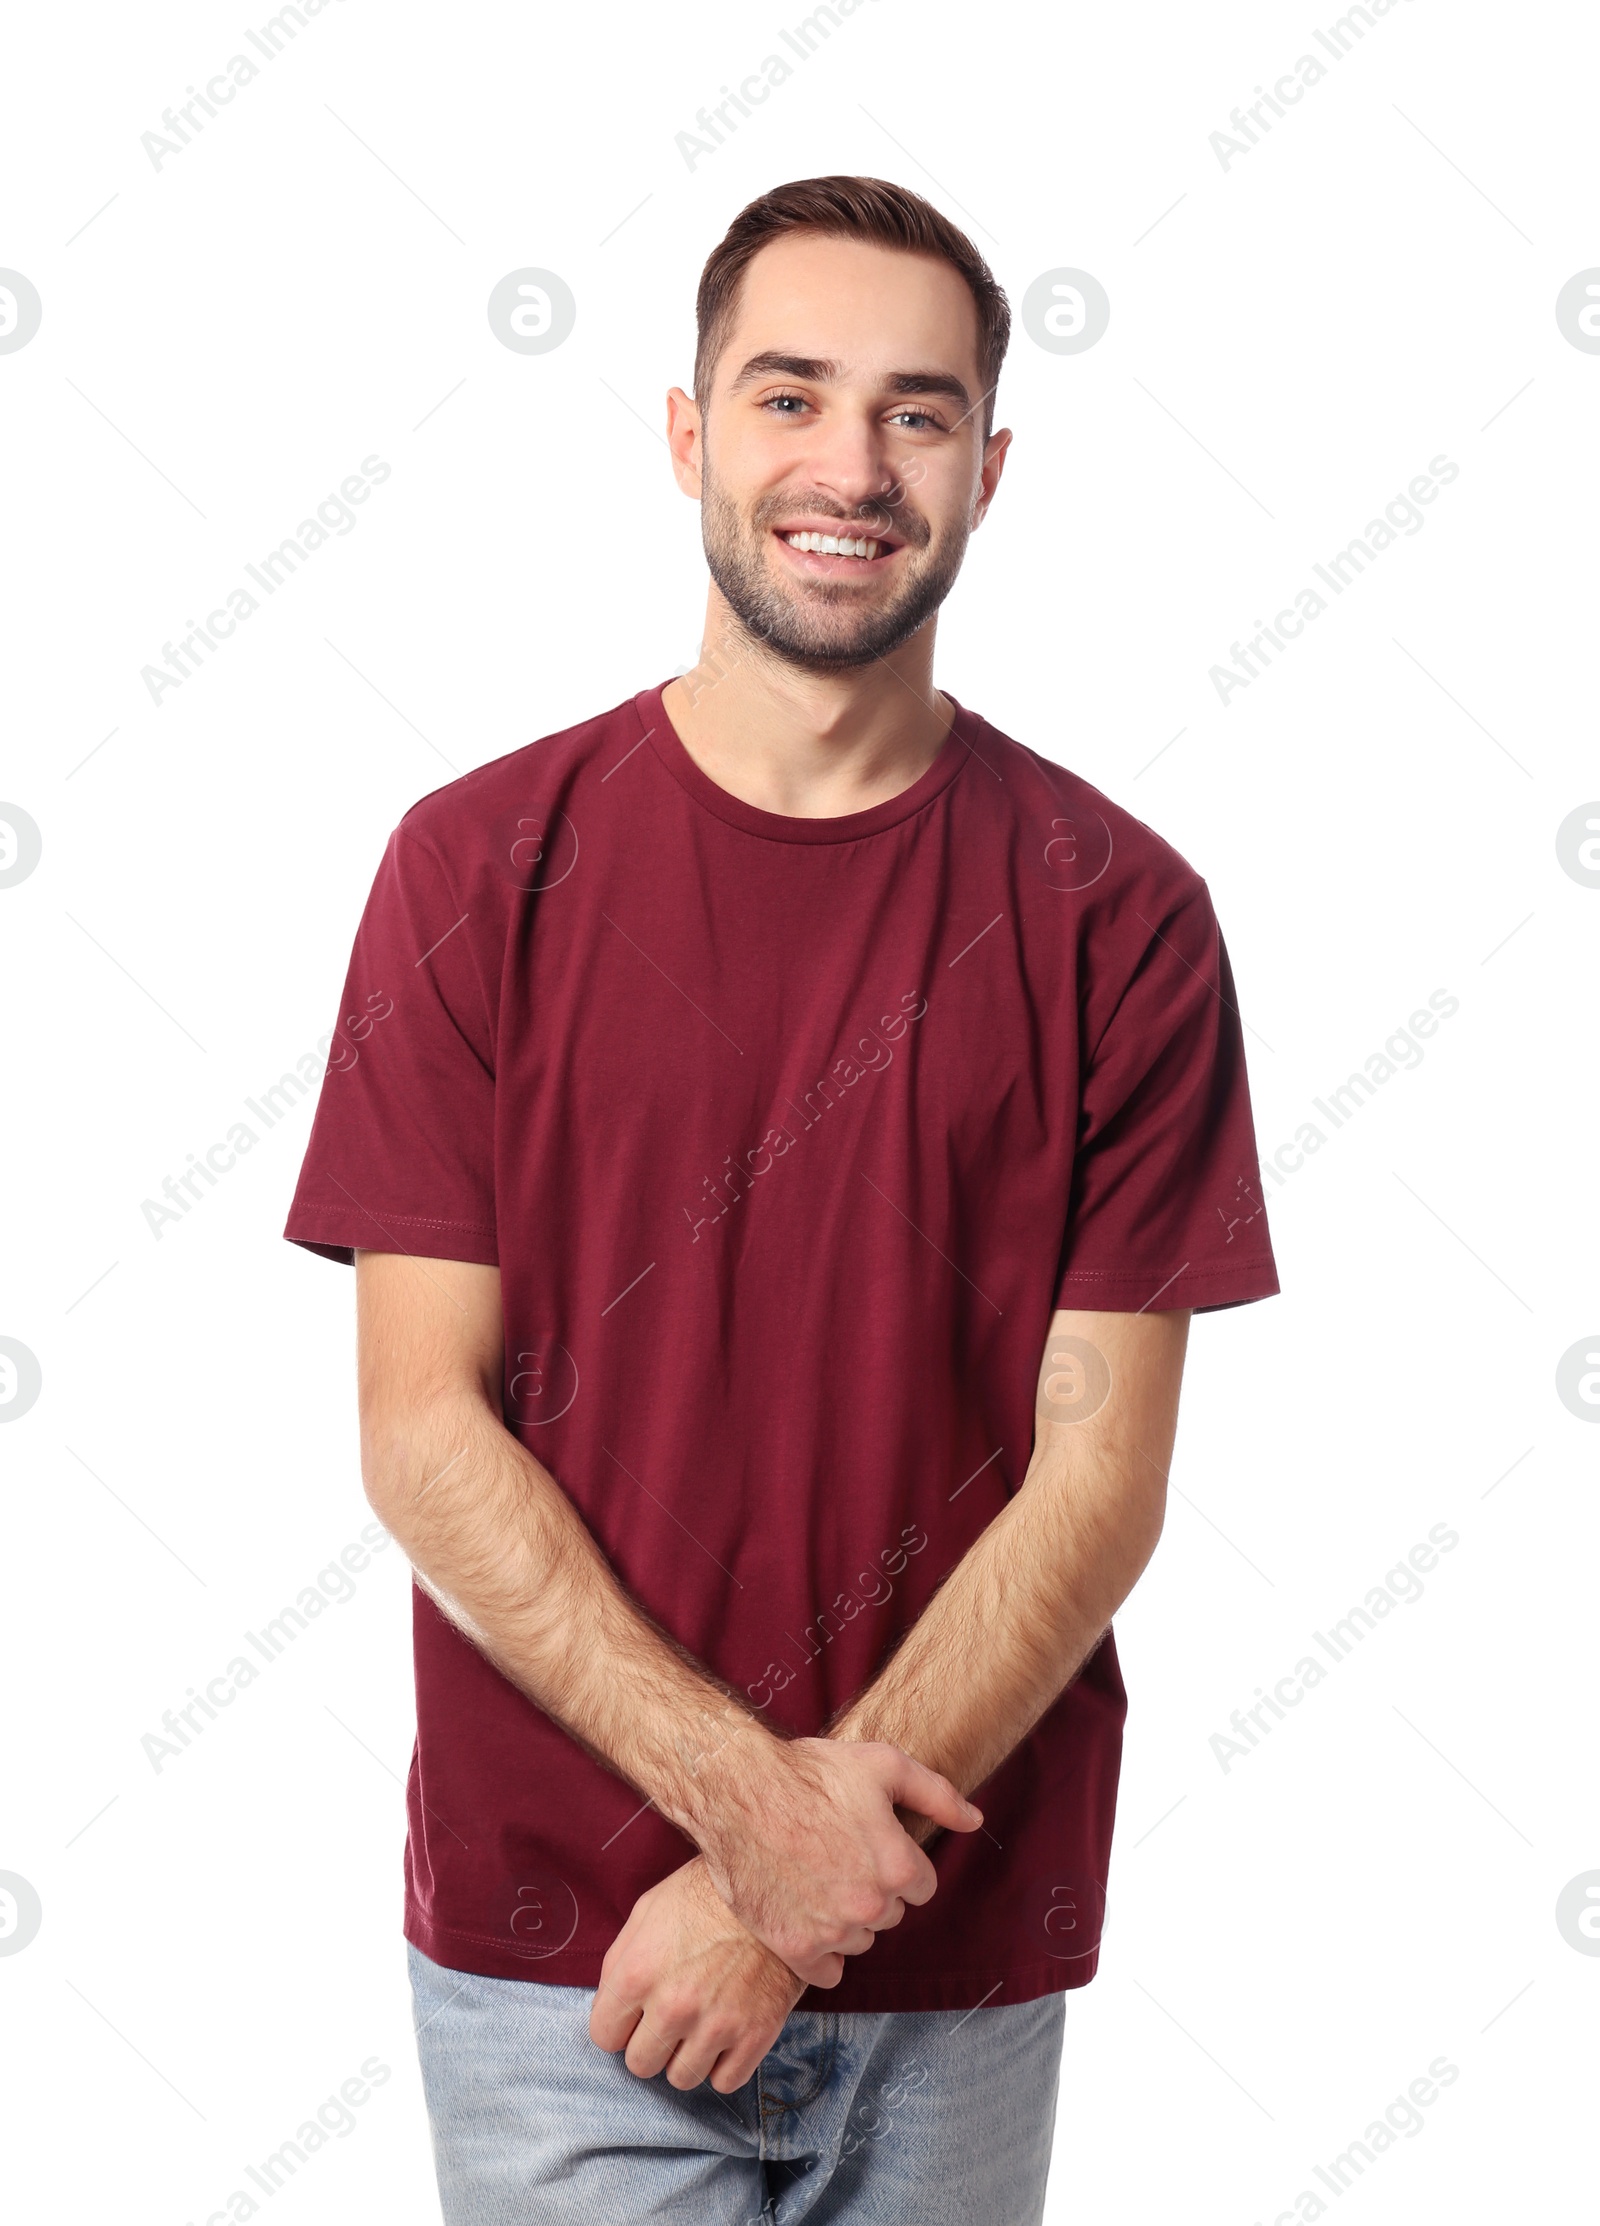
left=771, top=526, right=904, bottom=574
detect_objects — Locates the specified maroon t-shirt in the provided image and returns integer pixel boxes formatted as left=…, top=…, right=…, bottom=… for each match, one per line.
left=284, top=678, right=1279, bottom=2012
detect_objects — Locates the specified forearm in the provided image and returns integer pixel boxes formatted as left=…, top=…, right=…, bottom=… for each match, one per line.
left=827, top=1461, right=1161, bottom=1841
left=825, top=1311, right=1186, bottom=1842
left=362, top=1390, right=784, bottom=1841
left=351, top=1250, right=980, bottom=1991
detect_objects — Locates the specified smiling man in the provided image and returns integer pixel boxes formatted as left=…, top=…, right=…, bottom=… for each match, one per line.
left=284, top=176, right=1279, bottom=2225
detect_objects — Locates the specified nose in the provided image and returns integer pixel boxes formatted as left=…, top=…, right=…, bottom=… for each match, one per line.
left=790, top=410, right=910, bottom=536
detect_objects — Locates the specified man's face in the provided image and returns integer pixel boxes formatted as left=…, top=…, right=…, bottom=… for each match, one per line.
left=680, top=234, right=1007, bottom=671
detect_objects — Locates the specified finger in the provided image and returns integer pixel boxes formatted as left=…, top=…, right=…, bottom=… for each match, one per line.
left=711, top=2040, right=770, bottom=2094
left=709, top=1997, right=794, bottom=2094
left=665, top=2039, right=721, bottom=2092
left=777, top=1948, right=846, bottom=1989
left=884, top=1843, right=940, bottom=1911
left=890, top=1757, right=983, bottom=1836
left=790, top=1938, right=862, bottom=1984
left=588, top=1974, right=644, bottom=2054
left=624, top=1999, right=688, bottom=2080
left=763, top=1911, right=874, bottom=1974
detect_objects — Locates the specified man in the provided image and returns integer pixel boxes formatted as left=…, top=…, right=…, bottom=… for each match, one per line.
left=285, top=174, right=1279, bottom=2224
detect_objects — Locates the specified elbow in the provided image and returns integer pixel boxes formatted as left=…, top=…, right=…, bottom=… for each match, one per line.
left=358, top=1415, right=407, bottom=1526
left=358, top=1402, right=433, bottom=1529
left=1130, top=1467, right=1168, bottom=1576
left=358, top=1389, right=484, bottom=1529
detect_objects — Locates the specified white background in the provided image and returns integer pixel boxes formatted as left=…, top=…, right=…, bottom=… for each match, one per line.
left=2, top=1, right=1594, bottom=2219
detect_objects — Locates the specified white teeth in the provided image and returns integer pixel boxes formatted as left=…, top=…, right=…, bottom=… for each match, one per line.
left=783, top=531, right=882, bottom=560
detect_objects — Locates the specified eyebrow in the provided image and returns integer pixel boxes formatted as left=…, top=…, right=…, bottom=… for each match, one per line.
left=725, top=351, right=973, bottom=412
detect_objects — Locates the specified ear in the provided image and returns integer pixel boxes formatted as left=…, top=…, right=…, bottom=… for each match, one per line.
left=971, top=425, right=1013, bottom=531
left=666, top=386, right=704, bottom=498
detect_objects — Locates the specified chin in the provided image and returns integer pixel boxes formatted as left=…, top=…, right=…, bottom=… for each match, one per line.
left=762, top=618, right=916, bottom=671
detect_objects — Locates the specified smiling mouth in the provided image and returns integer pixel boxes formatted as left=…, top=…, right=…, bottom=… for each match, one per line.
left=773, top=528, right=904, bottom=572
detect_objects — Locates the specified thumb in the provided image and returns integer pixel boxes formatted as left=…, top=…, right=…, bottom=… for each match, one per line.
left=890, top=1756, right=983, bottom=1833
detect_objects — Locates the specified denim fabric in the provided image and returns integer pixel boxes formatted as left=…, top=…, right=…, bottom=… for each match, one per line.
left=408, top=1939, right=1066, bottom=2224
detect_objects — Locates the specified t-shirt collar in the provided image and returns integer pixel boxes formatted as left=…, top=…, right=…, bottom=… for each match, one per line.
left=631, top=677, right=981, bottom=844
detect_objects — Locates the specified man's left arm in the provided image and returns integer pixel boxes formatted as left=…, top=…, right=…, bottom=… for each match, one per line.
left=592, top=1305, right=1190, bottom=2091
left=823, top=1304, right=1189, bottom=1838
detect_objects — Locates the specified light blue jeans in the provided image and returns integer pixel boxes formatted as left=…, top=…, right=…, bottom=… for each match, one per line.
left=407, top=1941, right=1066, bottom=2224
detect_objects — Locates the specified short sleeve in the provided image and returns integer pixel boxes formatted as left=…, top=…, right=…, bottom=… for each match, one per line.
left=1053, top=879, right=1279, bottom=1316
left=282, top=825, right=498, bottom=1268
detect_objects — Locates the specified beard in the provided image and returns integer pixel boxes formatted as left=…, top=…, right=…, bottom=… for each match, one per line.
left=698, top=454, right=970, bottom=672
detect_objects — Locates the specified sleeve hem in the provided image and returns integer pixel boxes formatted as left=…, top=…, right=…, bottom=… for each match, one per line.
left=283, top=1210, right=499, bottom=1270
left=1053, top=1256, right=1280, bottom=1315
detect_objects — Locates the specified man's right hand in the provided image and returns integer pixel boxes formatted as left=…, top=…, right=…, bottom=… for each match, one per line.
left=692, top=1736, right=982, bottom=1987
left=591, top=1855, right=813, bottom=2093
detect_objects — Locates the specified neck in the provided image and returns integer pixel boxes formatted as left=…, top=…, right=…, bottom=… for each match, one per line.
left=661, top=596, right=952, bottom=820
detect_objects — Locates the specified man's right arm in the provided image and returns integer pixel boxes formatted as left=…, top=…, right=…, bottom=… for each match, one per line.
left=352, top=1248, right=979, bottom=1985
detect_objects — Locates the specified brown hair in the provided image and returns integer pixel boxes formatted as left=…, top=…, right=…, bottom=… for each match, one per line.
left=693, top=175, right=1010, bottom=441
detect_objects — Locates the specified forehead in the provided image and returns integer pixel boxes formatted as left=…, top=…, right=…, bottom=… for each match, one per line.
left=721, top=232, right=982, bottom=388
